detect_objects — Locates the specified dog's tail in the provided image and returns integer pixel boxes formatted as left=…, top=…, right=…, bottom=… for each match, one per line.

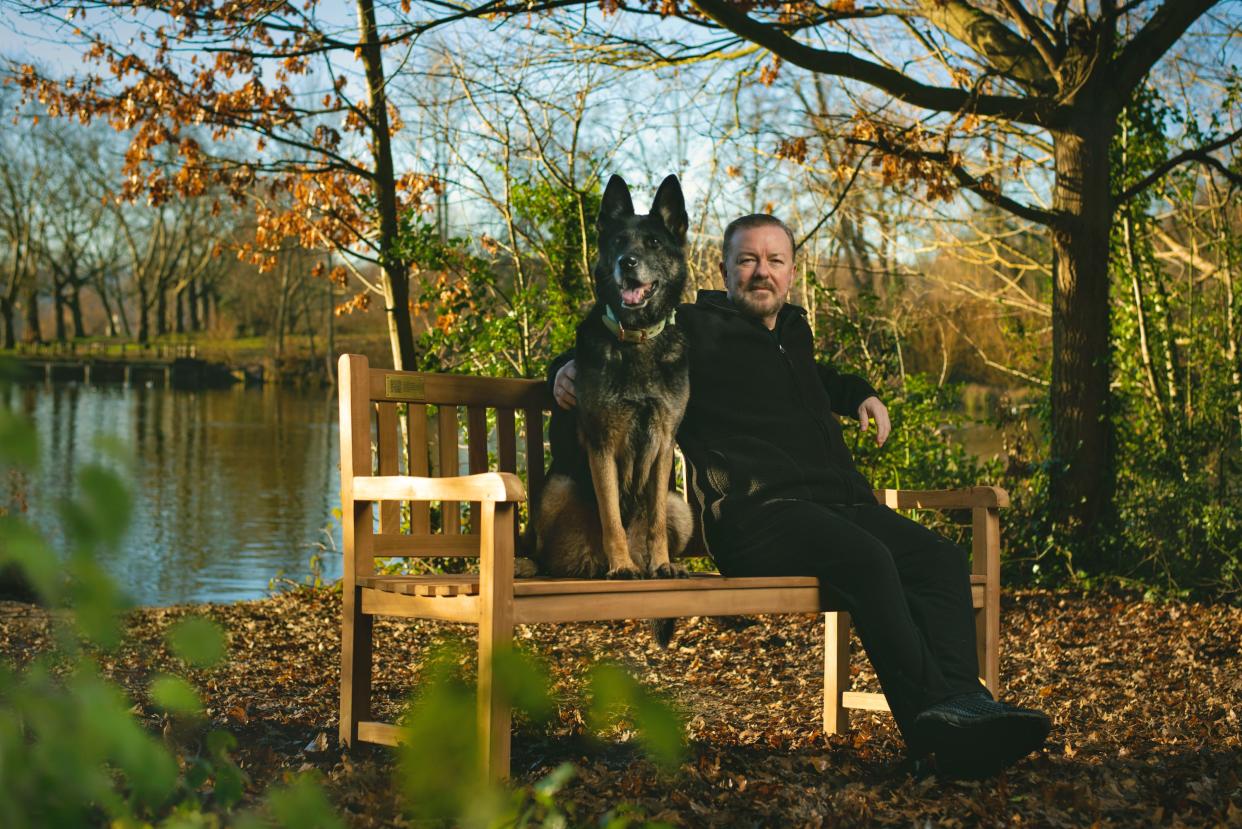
left=648, top=618, right=677, bottom=648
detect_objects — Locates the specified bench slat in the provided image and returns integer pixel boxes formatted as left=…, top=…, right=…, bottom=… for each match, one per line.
left=496, top=407, right=519, bottom=551
left=438, top=405, right=460, bottom=535
left=358, top=573, right=984, bottom=593
left=376, top=403, right=401, bottom=534
left=369, top=370, right=549, bottom=408
left=372, top=533, right=480, bottom=556
left=467, top=406, right=488, bottom=533
left=407, top=403, right=430, bottom=534
left=514, top=586, right=824, bottom=624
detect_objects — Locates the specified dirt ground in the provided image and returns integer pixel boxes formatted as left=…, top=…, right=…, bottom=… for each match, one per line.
left=2, top=588, right=1239, bottom=827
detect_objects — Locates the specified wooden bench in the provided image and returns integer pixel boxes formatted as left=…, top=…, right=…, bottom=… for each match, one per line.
left=336, top=353, right=1006, bottom=780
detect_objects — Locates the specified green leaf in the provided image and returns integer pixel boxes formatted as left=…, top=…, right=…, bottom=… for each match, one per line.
left=74, top=463, right=132, bottom=548
left=0, top=408, right=38, bottom=468
left=264, top=774, right=344, bottom=829
left=0, top=516, right=60, bottom=601
left=150, top=675, right=202, bottom=716
left=168, top=616, right=226, bottom=668
left=492, top=645, right=554, bottom=723
left=588, top=663, right=685, bottom=772
left=213, top=759, right=247, bottom=810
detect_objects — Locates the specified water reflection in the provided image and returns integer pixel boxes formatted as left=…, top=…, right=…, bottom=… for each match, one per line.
left=12, top=381, right=342, bottom=606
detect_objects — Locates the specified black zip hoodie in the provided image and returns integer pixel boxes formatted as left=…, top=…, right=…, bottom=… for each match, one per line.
left=546, top=290, right=879, bottom=542
left=674, top=290, right=878, bottom=534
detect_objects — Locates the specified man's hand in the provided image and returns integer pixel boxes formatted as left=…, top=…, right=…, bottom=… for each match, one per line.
left=554, top=359, right=578, bottom=410
left=857, top=395, right=890, bottom=447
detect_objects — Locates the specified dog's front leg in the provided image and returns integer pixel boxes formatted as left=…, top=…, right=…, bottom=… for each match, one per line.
left=645, top=444, right=687, bottom=579
left=587, top=446, right=641, bottom=579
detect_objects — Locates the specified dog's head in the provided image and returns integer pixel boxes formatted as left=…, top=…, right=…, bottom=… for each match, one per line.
left=593, top=174, right=689, bottom=329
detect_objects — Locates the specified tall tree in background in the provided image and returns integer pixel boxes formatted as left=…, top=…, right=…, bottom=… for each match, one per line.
left=657, top=0, right=1242, bottom=560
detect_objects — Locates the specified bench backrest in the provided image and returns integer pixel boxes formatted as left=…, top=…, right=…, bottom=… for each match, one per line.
left=339, top=354, right=552, bottom=564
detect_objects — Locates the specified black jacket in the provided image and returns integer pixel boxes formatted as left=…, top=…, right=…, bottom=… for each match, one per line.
left=674, top=291, right=877, bottom=530
left=546, top=290, right=878, bottom=540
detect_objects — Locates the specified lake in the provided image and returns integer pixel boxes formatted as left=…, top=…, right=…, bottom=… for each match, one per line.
left=10, top=381, right=343, bottom=606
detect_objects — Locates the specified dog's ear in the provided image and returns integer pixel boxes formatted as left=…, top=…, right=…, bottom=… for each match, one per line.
left=650, top=174, right=688, bottom=243
left=598, top=175, right=635, bottom=228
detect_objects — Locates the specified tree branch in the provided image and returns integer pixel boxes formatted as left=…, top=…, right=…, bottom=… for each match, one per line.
left=687, top=0, right=1057, bottom=126
left=1112, top=0, right=1219, bottom=97
left=915, top=0, right=1056, bottom=93
left=848, top=135, right=1056, bottom=226
left=997, top=0, right=1061, bottom=78
left=1114, top=124, right=1242, bottom=206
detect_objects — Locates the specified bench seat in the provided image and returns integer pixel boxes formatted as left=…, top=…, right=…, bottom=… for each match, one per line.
left=358, top=573, right=987, bottom=623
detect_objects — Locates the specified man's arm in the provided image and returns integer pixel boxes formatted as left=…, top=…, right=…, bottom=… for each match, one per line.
left=816, top=363, right=878, bottom=418
left=817, top=363, right=890, bottom=447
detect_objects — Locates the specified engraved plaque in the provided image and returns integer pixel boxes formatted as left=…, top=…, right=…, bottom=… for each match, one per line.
left=385, top=375, right=426, bottom=400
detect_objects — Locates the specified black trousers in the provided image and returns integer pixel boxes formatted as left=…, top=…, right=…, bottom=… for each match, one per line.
left=707, top=499, right=984, bottom=748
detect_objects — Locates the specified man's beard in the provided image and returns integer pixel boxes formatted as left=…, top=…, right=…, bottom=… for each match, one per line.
left=731, top=283, right=783, bottom=318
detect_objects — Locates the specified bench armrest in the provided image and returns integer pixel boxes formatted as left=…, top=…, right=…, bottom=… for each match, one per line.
left=873, top=486, right=1009, bottom=510
left=351, top=472, right=527, bottom=503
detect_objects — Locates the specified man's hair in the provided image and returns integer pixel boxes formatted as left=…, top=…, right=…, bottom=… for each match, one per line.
left=721, top=214, right=796, bottom=261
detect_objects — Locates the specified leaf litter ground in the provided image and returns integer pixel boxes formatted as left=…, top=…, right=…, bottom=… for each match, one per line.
left=1, top=588, right=1238, bottom=827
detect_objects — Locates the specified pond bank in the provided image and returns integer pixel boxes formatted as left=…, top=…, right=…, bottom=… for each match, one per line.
left=2, top=588, right=1237, bottom=826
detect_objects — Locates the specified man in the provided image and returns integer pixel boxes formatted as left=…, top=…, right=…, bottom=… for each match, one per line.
left=551, top=214, right=1050, bottom=779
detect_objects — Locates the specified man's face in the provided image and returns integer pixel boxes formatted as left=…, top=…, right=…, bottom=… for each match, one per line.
left=720, top=223, right=794, bottom=328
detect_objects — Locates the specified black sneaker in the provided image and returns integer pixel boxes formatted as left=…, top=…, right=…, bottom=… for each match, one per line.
left=912, top=692, right=1051, bottom=780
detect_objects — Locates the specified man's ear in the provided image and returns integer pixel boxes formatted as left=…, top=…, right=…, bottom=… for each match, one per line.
left=598, top=175, right=634, bottom=230
left=650, top=174, right=688, bottom=243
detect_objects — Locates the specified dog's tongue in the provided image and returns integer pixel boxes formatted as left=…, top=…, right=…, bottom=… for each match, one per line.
left=621, top=284, right=649, bottom=305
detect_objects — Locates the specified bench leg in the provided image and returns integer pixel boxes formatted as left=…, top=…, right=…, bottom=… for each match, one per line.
left=823, top=611, right=851, bottom=735
left=972, top=507, right=1001, bottom=697
left=478, top=501, right=516, bottom=782
left=339, top=585, right=373, bottom=747
left=477, top=616, right=512, bottom=782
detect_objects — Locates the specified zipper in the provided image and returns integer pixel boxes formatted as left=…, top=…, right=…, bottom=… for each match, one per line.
left=774, top=331, right=833, bottom=457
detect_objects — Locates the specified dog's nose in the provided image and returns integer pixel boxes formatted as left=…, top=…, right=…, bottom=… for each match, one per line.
left=619, top=255, right=638, bottom=272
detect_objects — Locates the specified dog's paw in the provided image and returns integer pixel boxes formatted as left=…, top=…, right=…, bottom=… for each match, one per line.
left=650, top=562, right=689, bottom=579
left=606, top=565, right=641, bottom=580
left=513, top=557, right=539, bottom=579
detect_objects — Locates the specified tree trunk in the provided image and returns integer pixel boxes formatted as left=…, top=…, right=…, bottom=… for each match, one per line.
left=187, top=278, right=200, bottom=331
left=276, top=262, right=289, bottom=360
left=200, top=288, right=211, bottom=332
left=0, top=298, right=14, bottom=349
left=1049, top=119, right=1117, bottom=566
left=356, top=0, right=416, bottom=371
left=69, top=284, right=85, bottom=339
left=20, top=285, right=40, bottom=344
left=94, top=281, right=117, bottom=338
left=53, top=281, right=67, bottom=342
left=156, top=285, right=168, bottom=337
left=138, top=283, right=150, bottom=345
left=174, top=286, right=185, bottom=334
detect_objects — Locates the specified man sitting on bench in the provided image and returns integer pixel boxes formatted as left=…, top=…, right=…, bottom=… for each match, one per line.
left=549, top=213, right=1051, bottom=779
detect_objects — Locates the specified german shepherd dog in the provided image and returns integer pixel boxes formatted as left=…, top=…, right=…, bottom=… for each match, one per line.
left=531, top=174, right=694, bottom=584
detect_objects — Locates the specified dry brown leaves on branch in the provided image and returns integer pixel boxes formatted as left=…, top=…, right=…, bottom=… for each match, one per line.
left=1, top=589, right=1238, bottom=827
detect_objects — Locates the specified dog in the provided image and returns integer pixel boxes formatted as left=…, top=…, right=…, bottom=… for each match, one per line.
left=530, top=174, right=694, bottom=587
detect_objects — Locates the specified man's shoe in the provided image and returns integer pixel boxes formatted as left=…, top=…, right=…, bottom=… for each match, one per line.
left=913, top=692, right=1051, bottom=780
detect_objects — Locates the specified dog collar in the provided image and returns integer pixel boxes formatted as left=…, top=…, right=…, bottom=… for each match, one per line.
left=603, top=305, right=676, bottom=344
